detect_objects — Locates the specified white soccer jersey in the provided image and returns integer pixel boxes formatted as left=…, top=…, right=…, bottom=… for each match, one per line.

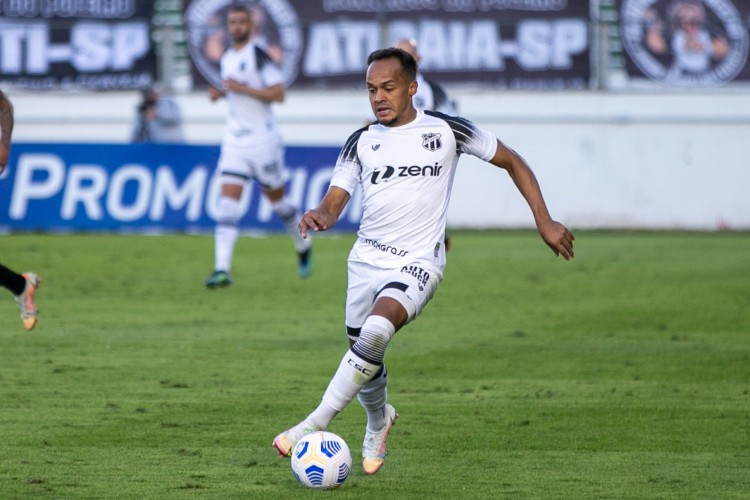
left=220, top=42, right=284, bottom=147
left=331, top=110, right=497, bottom=275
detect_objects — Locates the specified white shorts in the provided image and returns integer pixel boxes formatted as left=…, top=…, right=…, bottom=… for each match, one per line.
left=217, top=137, right=287, bottom=190
left=345, top=260, right=442, bottom=341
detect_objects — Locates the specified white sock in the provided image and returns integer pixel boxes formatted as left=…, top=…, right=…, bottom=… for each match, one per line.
left=317, top=349, right=379, bottom=422
left=214, top=196, right=241, bottom=271
left=306, top=401, right=338, bottom=431
left=358, top=365, right=389, bottom=431
left=271, top=198, right=310, bottom=253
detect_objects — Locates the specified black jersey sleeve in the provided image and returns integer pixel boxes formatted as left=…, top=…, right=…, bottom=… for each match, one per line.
left=425, top=110, right=497, bottom=160
left=254, top=45, right=275, bottom=71
left=331, top=126, right=370, bottom=193
left=338, top=126, right=367, bottom=165
left=424, top=111, right=476, bottom=154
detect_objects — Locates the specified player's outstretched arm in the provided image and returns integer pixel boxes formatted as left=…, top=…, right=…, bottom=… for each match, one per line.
left=490, top=139, right=575, bottom=260
left=299, top=186, right=351, bottom=239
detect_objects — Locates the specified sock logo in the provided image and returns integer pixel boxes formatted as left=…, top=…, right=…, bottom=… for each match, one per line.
left=347, top=358, right=374, bottom=377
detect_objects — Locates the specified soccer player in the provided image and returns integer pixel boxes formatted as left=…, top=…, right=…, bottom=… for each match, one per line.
left=0, top=89, right=41, bottom=331
left=204, top=4, right=312, bottom=288
left=272, top=47, right=574, bottom=474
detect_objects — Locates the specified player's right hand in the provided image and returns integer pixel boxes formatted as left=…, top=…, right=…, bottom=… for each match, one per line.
left=298, top=210, right=329, bottom=239
left=539, top=220, right=575, bottom=260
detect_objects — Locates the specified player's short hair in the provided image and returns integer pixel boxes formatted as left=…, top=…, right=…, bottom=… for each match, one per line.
left=668, top=0, right=705, bottom=27
left=227, top=3, right=251, bottom=18
left=367, top=47, right=418, bottom=81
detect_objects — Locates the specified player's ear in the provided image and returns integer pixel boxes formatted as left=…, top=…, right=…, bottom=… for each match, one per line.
left=409, top=80, right=417, bottom=97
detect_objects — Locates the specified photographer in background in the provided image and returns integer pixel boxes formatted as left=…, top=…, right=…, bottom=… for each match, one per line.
left=131, top=86, right=185, bottom=144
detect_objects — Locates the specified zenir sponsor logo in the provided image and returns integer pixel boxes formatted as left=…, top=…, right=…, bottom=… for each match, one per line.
left=370, top=163, right=443, bottom=184
left=422, top=132, right=442, bottom=152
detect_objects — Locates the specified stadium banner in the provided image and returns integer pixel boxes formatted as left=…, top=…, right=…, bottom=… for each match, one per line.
left=0, top=2, right=156, bottom=91
left=184, top=0, right=591, bottom=90
left=0, top=143, right=363, bottom=233
left=616, top=0, right=750, bottom=86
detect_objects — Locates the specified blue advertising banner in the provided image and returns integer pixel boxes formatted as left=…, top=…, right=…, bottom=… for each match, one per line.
left=0, top=143, right=362, bottom=233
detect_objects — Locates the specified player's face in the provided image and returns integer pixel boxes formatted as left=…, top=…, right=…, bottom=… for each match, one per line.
left=227, top=10, right=252, bottom=45
left=675, top=5, right=704, bottom=34
left=367, top=58, right=417, bottom=127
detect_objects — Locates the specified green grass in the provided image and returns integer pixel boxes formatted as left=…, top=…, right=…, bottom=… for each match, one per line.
left=1, top=231, right=748, bottom=499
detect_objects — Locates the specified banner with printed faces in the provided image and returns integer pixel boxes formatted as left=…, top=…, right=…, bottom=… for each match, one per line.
left=183, top=0, right=591, bottom=90
left=0, top=143, right=362, bottom=233
left=617, top=0, right=750, bottom=86
left=0, top=2, right=156, bottom=90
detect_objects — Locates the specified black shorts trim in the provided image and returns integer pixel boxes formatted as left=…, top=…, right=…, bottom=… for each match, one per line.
left=374, top=281, right=408, bottom=299
left=220, top=171, right=251, bottom=181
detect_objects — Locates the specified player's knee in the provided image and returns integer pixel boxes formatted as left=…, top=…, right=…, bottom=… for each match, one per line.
left=270, top=198, right=297, bottom=221
left=375, top=286, right=416, bottom=324
left=217, top=196, right=241, bottom=225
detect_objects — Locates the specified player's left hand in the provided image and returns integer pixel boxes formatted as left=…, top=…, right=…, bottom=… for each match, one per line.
left=539, top=220, right=575, bottom=260
left=222, top=78, right=244, bottom=93
left=208, top=86, right=224, bottom=101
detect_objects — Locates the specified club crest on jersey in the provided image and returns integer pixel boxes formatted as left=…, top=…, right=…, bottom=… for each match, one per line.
left=422, top=133, right=442, bottom=152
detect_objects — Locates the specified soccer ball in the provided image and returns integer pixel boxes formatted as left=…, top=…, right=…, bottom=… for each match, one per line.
left=291, top=431, right=352, bottom=489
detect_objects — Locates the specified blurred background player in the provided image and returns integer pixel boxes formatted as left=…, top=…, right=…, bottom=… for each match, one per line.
left=0, top=89, right=41, bottom=331
left=643, top=0, right=729, bottom=76
left=393, top=38, right=457, bottom=116
left=204, top=4, right=311, bottom=288
left=131, top=86, right=185, bottom=144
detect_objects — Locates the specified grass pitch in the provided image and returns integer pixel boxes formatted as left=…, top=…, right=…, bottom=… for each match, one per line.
left=1, top=231, right=748, bottom=499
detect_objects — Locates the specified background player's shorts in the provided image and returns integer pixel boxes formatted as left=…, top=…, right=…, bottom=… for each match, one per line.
left=345, top=260, right=442, bottom=341
left=217, top=137, right=287, bottom=190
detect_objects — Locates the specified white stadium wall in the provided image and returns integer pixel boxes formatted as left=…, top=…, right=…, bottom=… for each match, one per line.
left=9, top=89, right=750, bottom=231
